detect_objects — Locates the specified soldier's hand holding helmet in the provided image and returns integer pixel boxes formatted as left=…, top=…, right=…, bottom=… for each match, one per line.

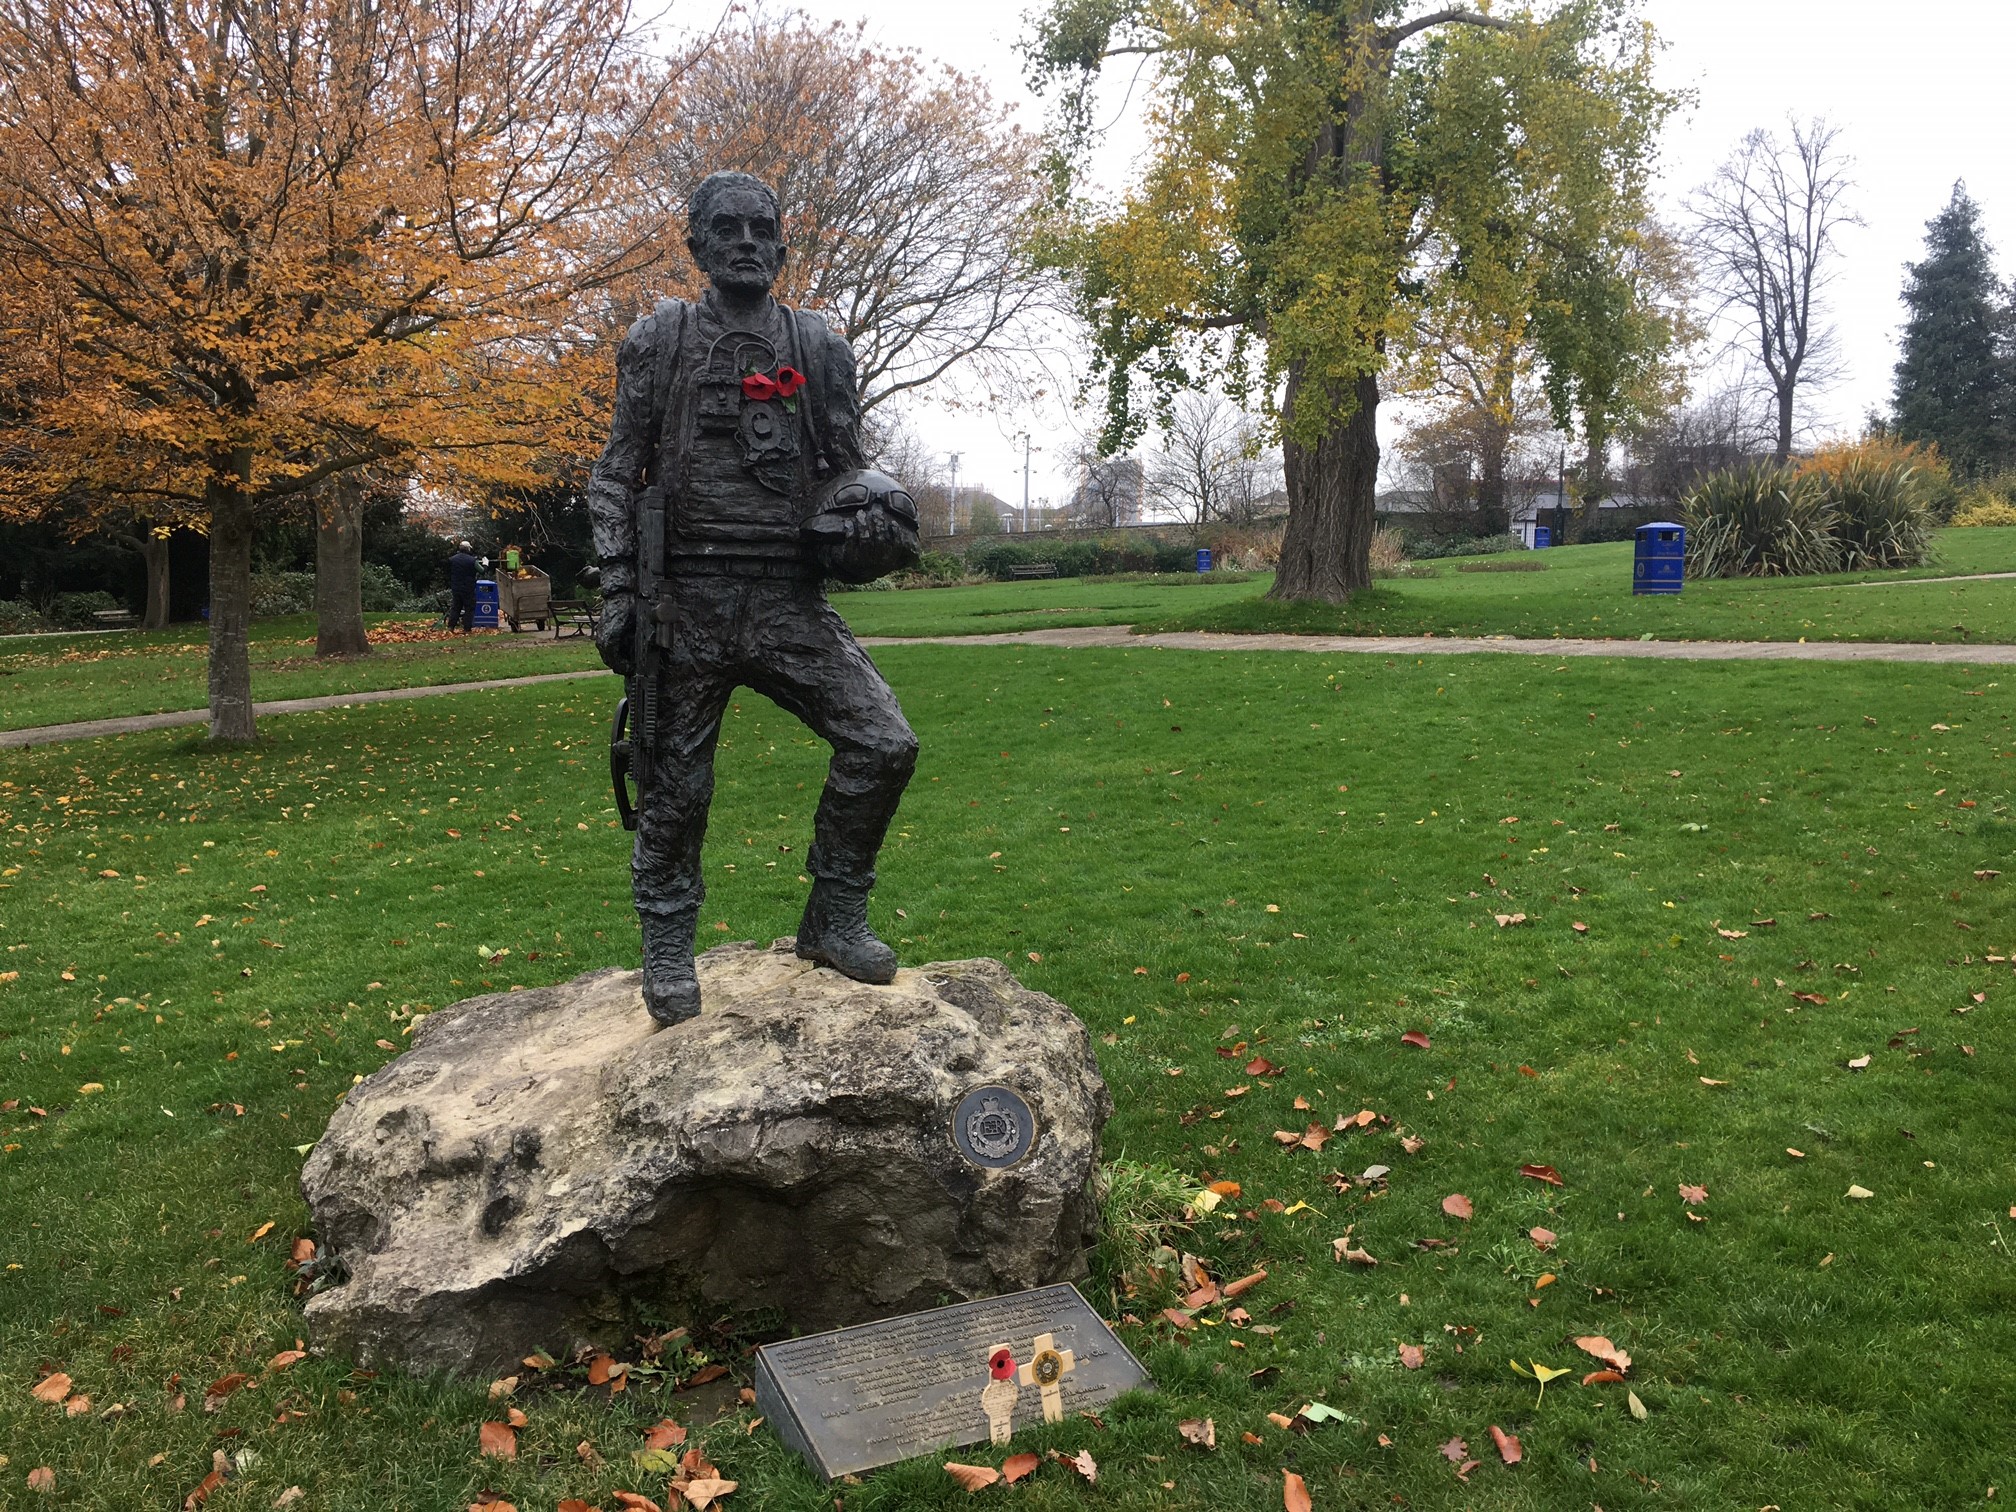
left=801, top=469, right=922, bottom=584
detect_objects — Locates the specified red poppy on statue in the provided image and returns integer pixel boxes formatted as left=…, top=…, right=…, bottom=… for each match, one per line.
left=774, top=365, right=807, bottom=399
left=989, top=1348, right=1016, bottom=1381
left=741, top=371, right=780, bottom=402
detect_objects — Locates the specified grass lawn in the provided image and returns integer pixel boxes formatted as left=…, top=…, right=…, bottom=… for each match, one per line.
left=2, top=646, right=2014, bottom=1509
left=836, top=526, right=2016, bottom=646
left=0, top=616, right=602, bottom=733
left=834, top=571, right=1268, bottom=639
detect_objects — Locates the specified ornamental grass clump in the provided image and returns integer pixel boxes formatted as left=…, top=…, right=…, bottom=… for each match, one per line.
left=1812, top=456, right=1934, bottom=570
left=1683, top=465, right=1837, bottom=578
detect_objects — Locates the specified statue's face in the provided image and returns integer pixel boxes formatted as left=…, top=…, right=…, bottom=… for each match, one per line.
left=688, top=187, right=785, bottom=298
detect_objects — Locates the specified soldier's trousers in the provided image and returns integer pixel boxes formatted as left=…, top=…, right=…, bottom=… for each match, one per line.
left=630, top=573, right=917, bottom=919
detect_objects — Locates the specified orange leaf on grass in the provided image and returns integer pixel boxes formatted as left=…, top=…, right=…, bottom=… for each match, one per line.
left=27, top=1466, right=55, bottom=1492
left=1051, top=1448, right=1097, bottom=1483
left=643, top=1418, right=688, bottom=1450
left=1529, top=1226, right=1557, bottom=1250
left=1178, top=1417, right=1217, bottom=1449
left=678, top=1478, right=737, bottom=1510
left=1398, top=1343, right=1424, bottom=1370
left=1518, top=1163, right=1564, bottom=1187
left=1222, top=1269, right=1267, bottom=1298
left=1490, top=1424, right=1522, bottom=1464
left=683, top=1363, right=728, bottom=1388
left=202, top=1372, right=253, bottom=1412
left=1574, top=1336, right=1632, bottom=1372
left=1582, top=1370, right=1626, bottom=1385
left=1678, top=1183, right=1708, bottom=1205
left=182, top=1466, right=226, bottom=1509
left=1441, top=1193, right=1473, bottom=1221
left=1162, top=1307, right=1195, bottom=1330
left=1283, top=1468, right=1313, bottom=1512
left=1438, top=1437, right=1468, bottom=1462
left=266, top=1350, right=306, bottom=1372
left=1002, top=1452, right=1040, bottom=1483
left=611, top=1494, right=662, bottom=1512
left=30, top=1372, right=72, bottom=1404
left=1400, top=1030, right=1431, bottom=1049
left=556, top=1503, right=601, bottom=1512
left=478, top=1421, right=517, bottom=1458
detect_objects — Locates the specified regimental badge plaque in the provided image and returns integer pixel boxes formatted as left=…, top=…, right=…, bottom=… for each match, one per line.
left=752, top=1284, right=1152, bottom=1481
left=950, top=1083, right=1036, bottom=1169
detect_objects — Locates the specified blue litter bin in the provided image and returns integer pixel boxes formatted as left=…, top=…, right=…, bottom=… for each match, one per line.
left=1532, top=525, right=1551, bottom=549
left=474, top=579, right=500, bottom=628
left=1196, top=548, right=1213, bottom=573
left=1633, top=522, right=1685, bottom=595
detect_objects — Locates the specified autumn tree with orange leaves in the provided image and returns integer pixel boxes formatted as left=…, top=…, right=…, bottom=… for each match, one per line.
left=0, top=0, right=676, bottom=735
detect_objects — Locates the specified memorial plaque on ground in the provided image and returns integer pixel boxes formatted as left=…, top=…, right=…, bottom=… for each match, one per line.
left=753, top=1283, right=1151, bottom=1480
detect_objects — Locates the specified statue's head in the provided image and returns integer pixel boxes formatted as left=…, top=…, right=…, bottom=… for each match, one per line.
left=686, top=171, right=786, bottom=299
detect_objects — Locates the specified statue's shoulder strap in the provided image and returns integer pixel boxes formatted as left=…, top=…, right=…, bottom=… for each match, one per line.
left=647, top=296, right=690, bottom=463
left=783, top=302, right=837, bottom=471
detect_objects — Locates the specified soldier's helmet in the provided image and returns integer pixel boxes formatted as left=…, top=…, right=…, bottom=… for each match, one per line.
left=801, top=469, right=922, bottom=584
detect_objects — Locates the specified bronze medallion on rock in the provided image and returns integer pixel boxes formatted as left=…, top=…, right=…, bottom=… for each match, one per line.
left=951, top=1084, right=1036, bottom=1169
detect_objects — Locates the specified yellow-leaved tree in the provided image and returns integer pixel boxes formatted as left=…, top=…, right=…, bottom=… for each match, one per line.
left=1028, top=0, right=1686, bottom=598
left=0, top=0, right=675, bottom=733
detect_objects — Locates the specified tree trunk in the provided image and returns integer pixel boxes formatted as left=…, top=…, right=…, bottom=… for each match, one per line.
left=207, top=454, right=258, bottom=743
left=141, top=531, right=171, bottom=630
left=1773, top=382, right=1794, bottom=464
left=1475, top=426, right=1510, bottom=537
left=1268, top=369, right=1380, bottom=603
left=1577, top=434, right=1608, bottom=539
left=315, top=470, right=372, bottom=658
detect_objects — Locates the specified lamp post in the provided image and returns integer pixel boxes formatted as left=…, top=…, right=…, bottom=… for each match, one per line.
left=1019, top=433, right=1033, bottom=534
left=946, top=451, right=962, bottom=538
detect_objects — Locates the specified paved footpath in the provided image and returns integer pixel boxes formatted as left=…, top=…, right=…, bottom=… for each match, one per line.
left=0, top=670, right=612, bottom=751
left=7, top=629, right=2014, bottom=751
left=862, top=624, right=2016, bottom=664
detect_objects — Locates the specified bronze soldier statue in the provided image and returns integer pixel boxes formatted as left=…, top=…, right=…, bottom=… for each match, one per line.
left=588, top=171, right=922, bottom=1026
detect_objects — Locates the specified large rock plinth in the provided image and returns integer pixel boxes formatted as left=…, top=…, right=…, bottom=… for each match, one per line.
left=300, top=943, right=1112, bottom=1376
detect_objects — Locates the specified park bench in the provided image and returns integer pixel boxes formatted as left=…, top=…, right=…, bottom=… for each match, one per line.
left=91, top=608, right=139, bottom=628
left=1007, top=563, right=1059, bottom=580
left=551, top=599, right=601, bottom=640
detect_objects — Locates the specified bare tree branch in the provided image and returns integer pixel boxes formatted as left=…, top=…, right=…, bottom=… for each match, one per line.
left=1688, top=117, right=1859, bottom=462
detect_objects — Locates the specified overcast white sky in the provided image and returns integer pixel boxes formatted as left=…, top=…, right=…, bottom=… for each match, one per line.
left=669, top=0, right=2016, bottom=510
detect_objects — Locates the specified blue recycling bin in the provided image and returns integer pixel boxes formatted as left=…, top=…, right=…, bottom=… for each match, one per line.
left=1196, top=548, right=1213, bottom=573
left=1532, top=525, right=1551, bottom=549
left=1632, top=522, right=1685, bottom=595
left=473, top=579, right=500, bottom=628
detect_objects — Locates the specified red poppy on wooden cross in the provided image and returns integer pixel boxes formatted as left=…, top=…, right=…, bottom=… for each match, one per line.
left=1017, top=1332, right=1076, bottom=1423
left=980, top=1342, right=1020, bottom=1444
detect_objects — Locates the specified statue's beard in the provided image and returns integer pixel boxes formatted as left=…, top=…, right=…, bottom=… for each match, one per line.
left=707, top=259, right=778, bottom=297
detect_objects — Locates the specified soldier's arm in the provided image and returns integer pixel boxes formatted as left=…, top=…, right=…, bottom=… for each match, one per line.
left=820, top=327, right=868, bottom=474
left=586, top=313, right=661, bottom=593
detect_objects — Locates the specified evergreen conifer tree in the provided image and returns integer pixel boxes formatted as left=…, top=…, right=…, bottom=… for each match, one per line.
left=1893, top=184, right=2011, bottom=475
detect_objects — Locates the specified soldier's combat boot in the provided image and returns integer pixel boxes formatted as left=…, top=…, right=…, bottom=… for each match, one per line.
left=795, top=875, right=897, bottom=984
left=639, top=907, right=701, bottom=1026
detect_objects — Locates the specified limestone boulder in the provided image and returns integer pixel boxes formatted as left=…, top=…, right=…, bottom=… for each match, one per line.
left=300, top=942, right=1111, bottom=1376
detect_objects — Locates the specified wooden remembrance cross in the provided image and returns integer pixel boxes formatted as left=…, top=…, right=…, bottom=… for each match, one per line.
left=1017, top=1332, right=1076, bottom=1423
